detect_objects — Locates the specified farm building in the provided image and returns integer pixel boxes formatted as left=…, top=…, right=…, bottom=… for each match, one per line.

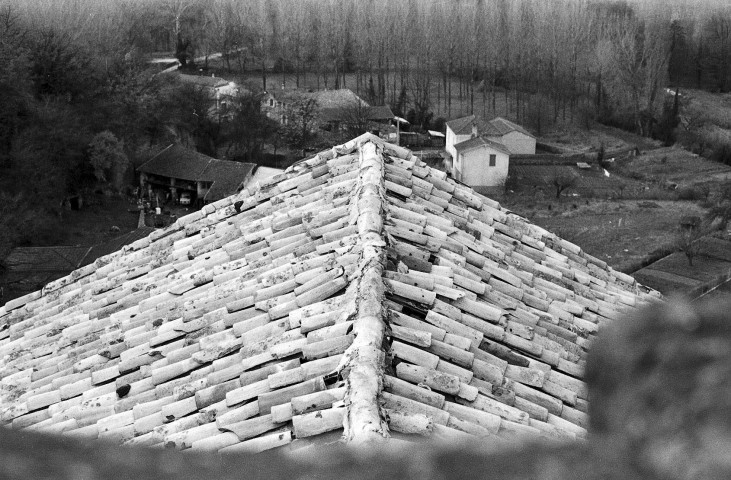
left=453, top=136, right=511, bottom=194
left=0, top=133, right=658, bottom=454
left=137, top=144, right=256, bottom=207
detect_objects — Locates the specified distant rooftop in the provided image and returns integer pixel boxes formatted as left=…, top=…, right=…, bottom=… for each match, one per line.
left=447, top=115, right=534, bottom=139
left=138, top=145, right=256, bottom=202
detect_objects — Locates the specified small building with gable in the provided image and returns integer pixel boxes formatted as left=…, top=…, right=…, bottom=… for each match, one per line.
left=453, top=135, right=511, bottom=195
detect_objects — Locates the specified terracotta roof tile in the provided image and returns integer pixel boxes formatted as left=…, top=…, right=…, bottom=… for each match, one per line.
left=0, top=133, right=661, bottom=452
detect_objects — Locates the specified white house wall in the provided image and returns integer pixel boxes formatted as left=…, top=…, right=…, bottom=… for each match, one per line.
left=446, top=128, right=473, bottom=169
left=459, top=147, right=509, bottom=191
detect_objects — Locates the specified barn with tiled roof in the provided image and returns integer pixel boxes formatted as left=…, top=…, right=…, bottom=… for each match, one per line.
left=0, top=134, right=659, bottom=452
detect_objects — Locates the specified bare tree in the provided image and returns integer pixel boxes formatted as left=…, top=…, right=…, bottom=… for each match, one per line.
left=600, top=12, right=672, bottom=135
left=677, top=216, right=704, bottom=266
left=332, top=99, right=372, bottom=138
left=282, top=96, right=319, bottom=149
left=552, top=169, right=580, bottom=199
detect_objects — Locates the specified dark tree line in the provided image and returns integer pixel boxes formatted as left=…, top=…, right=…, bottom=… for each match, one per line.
left=0, top=2, right=282, bottom=258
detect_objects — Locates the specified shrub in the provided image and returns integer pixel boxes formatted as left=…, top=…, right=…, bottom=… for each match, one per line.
left=711, top=142, right=731, bottom=166
left=676, top=185, right=710, bottom=201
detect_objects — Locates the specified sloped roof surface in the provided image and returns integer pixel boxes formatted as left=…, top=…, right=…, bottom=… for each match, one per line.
left=203, top=162, right=255, bottom=203
left=320, top=105, right=395, bottom=124
left=0, top=134, right=659, bottom=452
left=137, top=145, right=213, bottom=182
left=454, top=136, right=511, bottom=155
left=446, top=115, right=486, bottom=135
left=3, top=247, right=90, bottom=274
left=447, top=115, right=534, bottom=139
left=138, top=145, right=255, bottom=201
left=488, top=117, right=535, bottom=139
left=306, top=89, right=365, bottom=109
left=80, top=228, right=157, bottom=268
left=366, top=105, right=395, bottom=121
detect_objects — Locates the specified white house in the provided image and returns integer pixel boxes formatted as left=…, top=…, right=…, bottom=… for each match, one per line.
left=453, top=136, right=511, bottom=194
left=483, top=117, right=536, bottom=155
left=446, top=115, right=536, bottom=156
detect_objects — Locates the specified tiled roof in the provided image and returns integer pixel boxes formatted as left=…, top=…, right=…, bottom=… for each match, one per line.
left=137, top=145, right=213, bottom=182
left=488, top=117, right=535, bottom=139
left=3, top=247, right=91, bottom=274
left=203, top=162, right=256, bottom=203
left=320, top=105, right=395, bottom=124
left=446, top=115, right=534, bottom=139
left=446, top=115, right=485, bottom=135
left=0, top=134, right=659, bottom=452
left=138, top=145, right=255, bottom=201
left=454, top=136, right=511, bottom=155
left=80, top=228, right=157, bottom=268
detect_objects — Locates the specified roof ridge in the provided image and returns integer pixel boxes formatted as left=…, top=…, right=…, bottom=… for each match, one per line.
left=338, top=138, right=389, bottom=444
left=298, top=133, right=419, bottom=445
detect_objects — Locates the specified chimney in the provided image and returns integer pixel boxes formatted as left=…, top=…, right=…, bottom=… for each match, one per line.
left=471, top=121, right=478, bottom=138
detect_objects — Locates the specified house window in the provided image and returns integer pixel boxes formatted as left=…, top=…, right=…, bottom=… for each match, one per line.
left=269, top=99, right=274, bottom=107
left=489, top=154, right=496, bottom=167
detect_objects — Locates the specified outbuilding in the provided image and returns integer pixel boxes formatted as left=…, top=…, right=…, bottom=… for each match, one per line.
left=137, top=144, right=255, bottom=207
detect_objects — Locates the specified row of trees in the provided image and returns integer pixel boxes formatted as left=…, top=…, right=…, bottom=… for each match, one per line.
left=15, top=0, right=723, bottom=134
left=8, top=0, right=731, bottom=139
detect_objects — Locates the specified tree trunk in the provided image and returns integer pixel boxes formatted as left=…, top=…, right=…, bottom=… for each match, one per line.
left=262, top=58, right=267, bottom=91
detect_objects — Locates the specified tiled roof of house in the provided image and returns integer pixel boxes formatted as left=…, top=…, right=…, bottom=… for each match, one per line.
left=446, top=115, right=487, bottom=135
left=454, top=136, right=511, bottom=155
left=488, top=117, right=536, bottom=139
left=320, top=105, right=395, bottom=124
left=0, top=134, right=659, bottom=452
left=447, top=115, right=535, bottom=139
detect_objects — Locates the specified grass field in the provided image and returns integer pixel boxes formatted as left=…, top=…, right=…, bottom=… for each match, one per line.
left=615, top=145, right=731, bottom=190
left=504, top=195, right=707, bottom=273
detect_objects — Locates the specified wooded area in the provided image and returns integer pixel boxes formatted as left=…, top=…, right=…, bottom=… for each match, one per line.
left=1, top=0, right=730, bottom=258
